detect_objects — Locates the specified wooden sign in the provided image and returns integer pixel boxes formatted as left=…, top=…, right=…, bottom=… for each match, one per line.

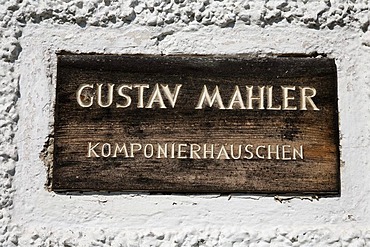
left=53, top=54, right=340, bottom=194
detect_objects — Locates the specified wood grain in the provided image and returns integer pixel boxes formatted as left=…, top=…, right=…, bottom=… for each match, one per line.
left=53, top=54, right=340, bottom=194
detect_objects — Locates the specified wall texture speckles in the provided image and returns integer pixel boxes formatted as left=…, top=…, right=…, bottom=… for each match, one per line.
left=1, top=0, right=370, bottom=246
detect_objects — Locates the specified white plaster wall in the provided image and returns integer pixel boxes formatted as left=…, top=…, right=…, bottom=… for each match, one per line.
left=1, top=0, right=370, bottom=246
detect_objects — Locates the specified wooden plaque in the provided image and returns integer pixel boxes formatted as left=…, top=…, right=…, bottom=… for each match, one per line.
left=53, top=54, right=340, bottom=194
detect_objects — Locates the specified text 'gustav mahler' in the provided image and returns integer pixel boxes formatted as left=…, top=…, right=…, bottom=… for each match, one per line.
left=76, top=83, right=320, bottom=110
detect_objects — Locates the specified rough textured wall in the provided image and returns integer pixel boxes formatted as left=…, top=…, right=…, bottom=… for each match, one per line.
left=1, top=0, right=370, bottom=246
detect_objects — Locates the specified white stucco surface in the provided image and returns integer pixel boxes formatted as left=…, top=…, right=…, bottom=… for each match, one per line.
left=1, top=0, right=370, bottom=246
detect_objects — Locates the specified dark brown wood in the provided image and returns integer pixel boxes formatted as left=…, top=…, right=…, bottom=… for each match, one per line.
left=53, top=54, right=340, bottom=194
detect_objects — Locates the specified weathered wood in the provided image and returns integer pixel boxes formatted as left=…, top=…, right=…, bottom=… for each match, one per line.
left=53, top=54, right=340, bottom=194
